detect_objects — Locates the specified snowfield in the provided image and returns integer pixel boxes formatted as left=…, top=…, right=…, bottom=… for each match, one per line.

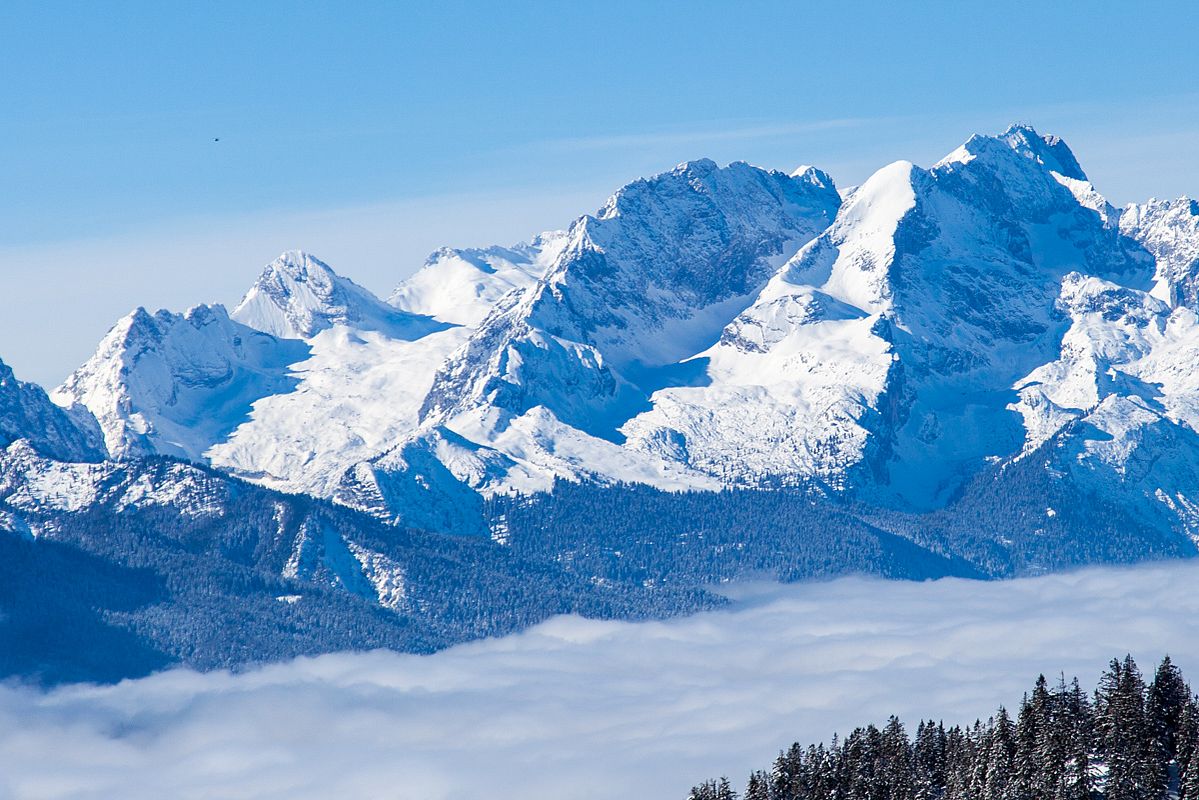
left=3, top=561, right=1199, bottom=800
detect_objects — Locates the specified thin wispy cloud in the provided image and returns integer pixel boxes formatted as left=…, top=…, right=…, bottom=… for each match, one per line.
left=2, top=561, right=1198, bottom=800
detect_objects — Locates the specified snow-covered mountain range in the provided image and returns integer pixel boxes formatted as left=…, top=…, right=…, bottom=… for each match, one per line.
left=5, top=123, right=1199, bottom=680
left=45, top=124, right=1199, bottom=537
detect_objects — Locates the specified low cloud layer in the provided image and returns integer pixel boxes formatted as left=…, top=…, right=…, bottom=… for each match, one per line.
left=4, top=562, right=1199, bottom=800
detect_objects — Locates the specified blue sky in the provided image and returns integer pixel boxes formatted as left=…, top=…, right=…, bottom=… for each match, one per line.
left=2, top=1, right=1198, bottom=385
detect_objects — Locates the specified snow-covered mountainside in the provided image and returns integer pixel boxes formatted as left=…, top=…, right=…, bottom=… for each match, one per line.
left=0, top=358, right=103, bottom=463
left=389, top=232, right=569, bottom=326
left=339, top=126, right=1186, bottom=532
left=199, top=249, right=465, bottom=496
left=1120, top=197, right=1199, bottom=307
left=345, top=161, right=843, bottom=523
left=53, top=304, right=310, bottom=462
left=204, top=322, right=470, bottom=496
left=1010, top=273, right=1199, bottom=544
left=42, top=124, right=1199, bottom=549
left=51, top=251, right=465, bottom=496
left=232, top=250, right=440, bottom=339
left=624, top=126, right=1153, bottom=508
left=422, top=161, right=842, bottom=429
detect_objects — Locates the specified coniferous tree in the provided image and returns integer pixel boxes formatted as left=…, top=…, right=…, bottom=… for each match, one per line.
left=1094, top=656, right=1166, bottom=800
left=809, top=742, right=835, bottom=800
left=744, top=770, right=769, bottom=800
left=984, top=708, right=1018, bottom=800
left=943, top=725, right=973, bottom=800
left=688, top=657, right=1192, bottom=800
left=1015, top=681, right=1050, bottom=800
left=1054, top=677, right=1096, bottom=800
left=1178, top=701, right=1199, bottom=794
left=830, top=733, right=850, bottom=800
left=881, top=716, right=915, bottom=800
left=1036, top=677, right=1069, bottom=793
left=1182, top=742, right=1199, bottom=800
left=842, top=726, right=876, bottom=800
left=690, top=777, right=738, bottom=800
left=1147, top=656, right=1189, bottom=762
left=772, top=743, right=805, bottom=800
left=969, top=720, right=992, bottom=800
left=913, top=720, right=947, bottom=800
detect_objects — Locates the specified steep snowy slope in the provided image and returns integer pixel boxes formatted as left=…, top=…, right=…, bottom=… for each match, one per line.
left=338, top=161, right=842, bottom=523
left=624, top=125, right=1156, bottom=507
left=203, top=252, right=469, bottom=495
left=52, top=304, right=309, bottom=461
left=55, top=251, right=467, bottom=496
left=1121, top=197, right=1199, bottom=307
left=232, top=250, right=439, bottom=339
left=423, top=161, right=842, bottom=430
left=335, top=411, right=721, bottom=533
left=205, top=324, right=471, bottom=496
left=388, top=232, right=569, bottom=326
left=1010, top=273, right=1199, bottom=541
left=0, top=358, right=103, bottom=462
left=207, top=240, right=594, bottom=497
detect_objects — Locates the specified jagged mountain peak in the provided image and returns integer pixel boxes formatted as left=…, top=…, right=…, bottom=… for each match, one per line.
left=998, top=123, right=1088, bottom=181
left=53, top=304, right=309, bottom=461
left=233, top=250, right=436, bottom=340
left=790, top=163, right=838, bottom=191
left=553, top=158, right=843, bottom=317
left=936, top=123, right=1088, bottom=183
left=0, top=356, right=104, bottom=463
left=1121, top=196, right=1199, bottom=309
left=418, top=158, right=843, bottom=441
left=265, top=248, right=328, bottom=275
left=592, top=158, right=837, bottom=234
left=103, top=303, right=245, bottom=355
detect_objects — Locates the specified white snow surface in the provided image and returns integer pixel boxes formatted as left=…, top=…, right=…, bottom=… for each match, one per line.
left=0, top=440, right=110, bottom=514
left=232, top=250, right=436, bottom=340
left=206, top=325, right=470, bottom=496
left=1121, top=197, right=1199, bottom=307
left=388, top=232, right=569, bottom=326
left=52, top=303, right=308, bottom=462
left=0, top=357, right=102, bottom=463
left=1010, top=272, right=1199, bottom=540
left=0, top=440, right=228, bottom=520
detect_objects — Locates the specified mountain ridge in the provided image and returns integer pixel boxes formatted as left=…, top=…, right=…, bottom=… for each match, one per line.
left=6, top=122, right=1199, bottom=682
left=36, top=124, right=1199, bottom=535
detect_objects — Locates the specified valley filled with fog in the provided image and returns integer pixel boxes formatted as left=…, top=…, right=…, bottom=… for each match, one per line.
left=4, top=561, right=1198, bottom=800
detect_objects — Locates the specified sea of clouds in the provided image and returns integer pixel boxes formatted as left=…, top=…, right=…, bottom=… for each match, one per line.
left=4, top=561, right=1199, bottom=800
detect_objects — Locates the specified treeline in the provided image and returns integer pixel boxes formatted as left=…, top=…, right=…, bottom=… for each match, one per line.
left=487, top=469, right=1193, bottom=593
left=689, top=655, right=1199, bottom=800
left=486, top=481, right=978, bottom=587
left=1, top=458, right=719, bottom=685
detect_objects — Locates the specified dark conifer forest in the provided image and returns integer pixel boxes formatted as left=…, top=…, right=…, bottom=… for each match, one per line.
left=688, top=656, right=1198, bottom=800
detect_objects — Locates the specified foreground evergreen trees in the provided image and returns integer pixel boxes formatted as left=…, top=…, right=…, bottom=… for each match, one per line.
left=689, top=656, right=1198, bottom=800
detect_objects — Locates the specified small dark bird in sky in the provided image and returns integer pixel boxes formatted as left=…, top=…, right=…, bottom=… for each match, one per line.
left=213, top=137, right=220, bottom=142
